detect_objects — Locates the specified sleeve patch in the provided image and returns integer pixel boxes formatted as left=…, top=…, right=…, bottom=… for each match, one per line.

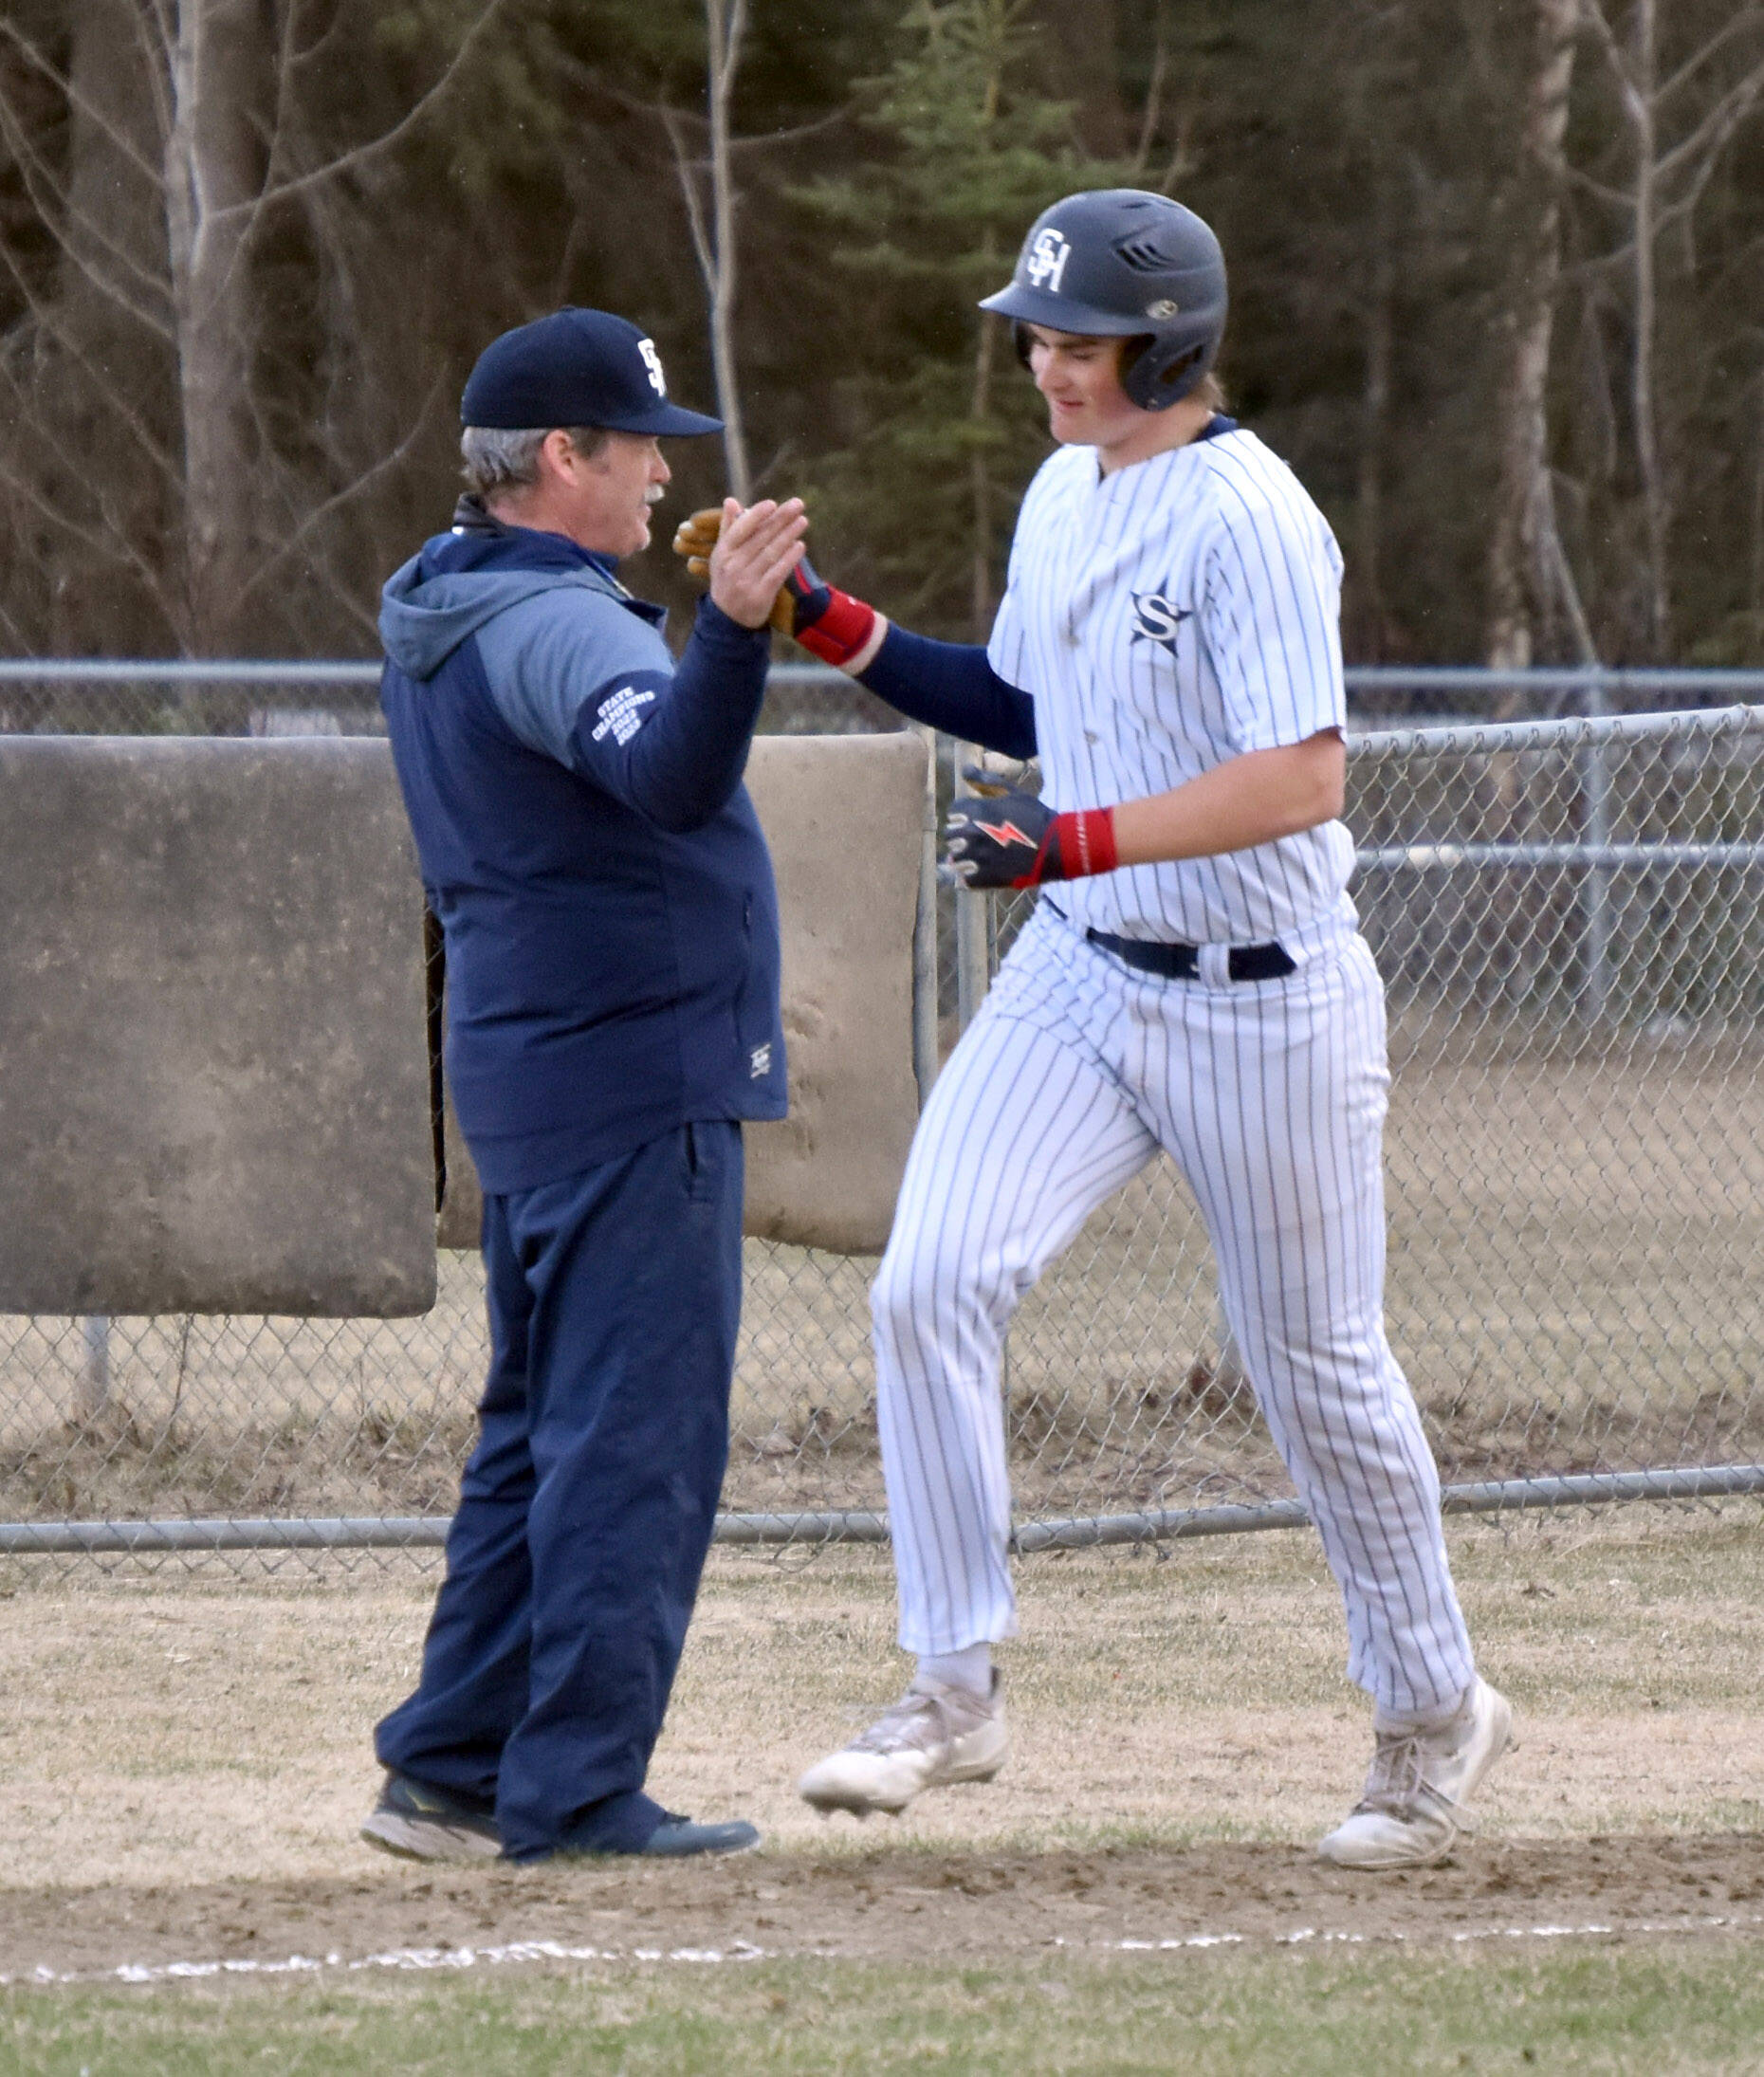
left=590, top=684, right=658, bottom=746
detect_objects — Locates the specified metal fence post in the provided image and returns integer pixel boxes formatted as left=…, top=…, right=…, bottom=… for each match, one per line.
left=911, top=724, right=941, bottom=1107
left=1580, top=676, right=1614, bottom=1021
left=77, top=1314, right=110, bottom=1423
left=955, top=892, right=991, bottom=1032
left=952, top=741, right=992, bottom=1032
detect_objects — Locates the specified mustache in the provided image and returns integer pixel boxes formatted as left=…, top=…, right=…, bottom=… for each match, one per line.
left=644, top=485, right=665, bottom=505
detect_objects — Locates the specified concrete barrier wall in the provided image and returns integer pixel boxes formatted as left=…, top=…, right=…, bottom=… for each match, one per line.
left=741, top=731, right=925, bottom=1255
left=1, top=731, right=924, bottom=1307
left=438, top=731, right=927, bottom=1255
left=0, top=738, right=436, bottom=1316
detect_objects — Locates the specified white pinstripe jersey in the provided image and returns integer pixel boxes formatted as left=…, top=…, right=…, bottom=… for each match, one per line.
left=986, top=425, right=1356, bottom=946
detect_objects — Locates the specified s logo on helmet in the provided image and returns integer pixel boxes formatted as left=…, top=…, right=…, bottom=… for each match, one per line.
left=638, top=338, right=667, bottom=396
left=1024, top=229, right=1072, bottom=294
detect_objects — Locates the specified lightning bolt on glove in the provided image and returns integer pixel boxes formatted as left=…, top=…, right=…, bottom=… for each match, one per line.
left=672, top=506, right=877, bottom=667
left=944, top=786, right=1119, bottom=891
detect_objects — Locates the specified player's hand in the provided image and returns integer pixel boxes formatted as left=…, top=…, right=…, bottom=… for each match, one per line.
left=705, top=497, right=809, bottom=631
left=958, top=762, right=1030, bottom=800
left=945, top=786, right=1119, bottom=890
left=675, top=504, right=880, bottom=667
left=946, top=788, right=1058, bottom=889
left=675, top=505, right=793, bottom=632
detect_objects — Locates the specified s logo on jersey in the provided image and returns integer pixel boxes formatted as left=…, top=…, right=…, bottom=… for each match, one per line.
left=1130, top=590, right=1192, bottom=653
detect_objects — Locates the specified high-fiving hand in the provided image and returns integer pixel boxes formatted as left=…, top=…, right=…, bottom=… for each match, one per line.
left=705, top=498, right=809, bottom=631
left=676, top=505, right=882, bottom=668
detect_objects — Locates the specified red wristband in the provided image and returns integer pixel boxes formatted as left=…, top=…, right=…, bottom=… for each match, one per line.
left=1053, top=806, right=1118, bottom=878
left=794, top=587, right=877, bottom=669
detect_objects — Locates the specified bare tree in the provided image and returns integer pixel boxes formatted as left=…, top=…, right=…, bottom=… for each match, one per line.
left=162, top=0, right=271, bottom=651
left=1574, top=0, right=1764, bottom=657
left=661, top=0, right=753, bottom=501
left=1486, top=0, right=1581, bottom=671
left=600, top=0, right=846, bottom=507
left=0, top=1, right=180, bottom=647
left=0, top=0, right=497, bottom=653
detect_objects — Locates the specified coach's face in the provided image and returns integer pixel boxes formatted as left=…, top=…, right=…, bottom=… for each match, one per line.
left=1025, top=325, right=1141, bottom=452
left=542, top=429, right=671, bottom=559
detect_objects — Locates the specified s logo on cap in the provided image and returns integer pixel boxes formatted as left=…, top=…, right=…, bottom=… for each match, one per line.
left=638, top=339, right=667, bottom=396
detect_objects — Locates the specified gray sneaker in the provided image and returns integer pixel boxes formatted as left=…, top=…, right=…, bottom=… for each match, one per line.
left=797, top=1672, right=1009, bottom=1816
left=544, top=1812, right=762, bottom=1861
left=359, top=1770, right=502, bottom=1863
left=1318, top=1678, right=1515, bottom=1870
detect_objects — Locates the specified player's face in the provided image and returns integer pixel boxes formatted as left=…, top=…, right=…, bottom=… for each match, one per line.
left=550, top=431, right=671, bottom=558
left=1024, top=326, right=1141, bottom=452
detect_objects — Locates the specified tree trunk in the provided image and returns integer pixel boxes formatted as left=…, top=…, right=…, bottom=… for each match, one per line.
left=43, top=0, right=175, bottom=651
left=163, top=0, right=271, bottom=654
left=1354, top=187, right=1393, bottom=661
left=59, top=0, right=165, bottom=343
left=705, top=0, right=750, bottom=500
left=1031, top=0, right=1125, bottom=156
left=1752, top=372, right=1764, bottom=624
left=970, top=301, right=999, bottom=641
left=1485, top=0, right=1578, bottom=671
left=1626, top=0, right=1669, bottom=658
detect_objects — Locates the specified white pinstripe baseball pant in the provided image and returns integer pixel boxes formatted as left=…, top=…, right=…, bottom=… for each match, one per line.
left=870, top=905, right=1476, bottom=1719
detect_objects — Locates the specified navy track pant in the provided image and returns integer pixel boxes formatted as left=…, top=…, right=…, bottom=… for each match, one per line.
left=375, top=1121, right=743, bottom=1858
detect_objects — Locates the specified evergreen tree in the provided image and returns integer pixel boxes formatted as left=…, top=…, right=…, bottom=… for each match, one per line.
left=791, top=0, right=1154, bottom=639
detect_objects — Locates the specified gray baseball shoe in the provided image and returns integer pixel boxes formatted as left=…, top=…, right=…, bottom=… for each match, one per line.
left=360, top=1770, right=502, bottom=1863
left=544, top=1812, right=762, bottom=1861
left=797, top=1672, right=1009, bottom=1816
left=1317, top=1677, right=1514, bottom=1870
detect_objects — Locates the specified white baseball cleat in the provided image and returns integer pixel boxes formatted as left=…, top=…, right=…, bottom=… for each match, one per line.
left=797, top=1672, right=1009, bottom=1816
left=1318, top=1677, right=1515, bottom=1870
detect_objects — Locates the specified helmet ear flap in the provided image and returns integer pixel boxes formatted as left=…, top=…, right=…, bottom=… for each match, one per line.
left=1118, top=333, right=1155, bottom=386
left=1121, top=338, right=1209, bottom=412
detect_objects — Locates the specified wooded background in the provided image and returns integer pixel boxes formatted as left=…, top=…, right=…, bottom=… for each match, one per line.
left=2, top=0, right=1762, bottom=667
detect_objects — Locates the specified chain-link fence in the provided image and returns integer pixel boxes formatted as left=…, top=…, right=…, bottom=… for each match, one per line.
left=4, top=667, right=1764, bottom=1569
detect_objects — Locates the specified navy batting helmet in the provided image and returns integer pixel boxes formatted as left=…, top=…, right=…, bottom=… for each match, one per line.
left=979, top=190, right=1227, bottom=411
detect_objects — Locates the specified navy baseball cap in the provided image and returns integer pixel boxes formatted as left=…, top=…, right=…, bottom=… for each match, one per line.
left=460, top=307, right=723, bottom=435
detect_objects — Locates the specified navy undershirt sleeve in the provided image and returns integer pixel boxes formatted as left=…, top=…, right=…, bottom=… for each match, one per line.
left=856, top=625, right=1038, bottom=761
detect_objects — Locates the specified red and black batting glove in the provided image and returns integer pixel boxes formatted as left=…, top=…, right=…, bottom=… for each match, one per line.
left=775, top=549, right=877, bottom=669
left=671, top=508, right=877, bottom=668
left=945, top=787, right=1119, bottom=891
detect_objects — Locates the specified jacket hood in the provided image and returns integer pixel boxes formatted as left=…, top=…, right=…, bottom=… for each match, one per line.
left=378, top=502, right=634, bottom=681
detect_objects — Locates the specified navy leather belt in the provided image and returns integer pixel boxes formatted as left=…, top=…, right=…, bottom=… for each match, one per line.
left=1085, top=928, right=1296, bottom=983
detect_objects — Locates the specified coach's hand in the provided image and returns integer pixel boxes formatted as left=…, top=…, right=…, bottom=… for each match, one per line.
left=677, top=505, right=882, bottom=668
left=946, top=787, right=1119, bottom=891
left=706, top=497, right=809, bottom=631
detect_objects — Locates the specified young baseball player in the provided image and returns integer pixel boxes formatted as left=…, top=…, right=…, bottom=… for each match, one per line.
left=683, top=191, right=1512, bottom=1868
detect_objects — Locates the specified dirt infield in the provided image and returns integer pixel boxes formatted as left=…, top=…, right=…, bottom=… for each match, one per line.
left=1, top=1508, right=1760, bottom=2000
left=5, top=1837, right=1762, bottom=1983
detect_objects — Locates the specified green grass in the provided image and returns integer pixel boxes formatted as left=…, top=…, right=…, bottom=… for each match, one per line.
left=7, top=1944, right=1764, bottom=2076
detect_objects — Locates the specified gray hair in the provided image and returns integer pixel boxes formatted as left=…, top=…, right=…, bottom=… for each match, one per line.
left=459, top=424, right=610, bottom=497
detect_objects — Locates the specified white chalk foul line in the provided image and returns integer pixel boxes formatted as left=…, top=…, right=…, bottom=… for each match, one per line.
left=7, top=1937, right=774, bottom=1990
left=9, top=1909, right=1761, bottom=1991
left=1091, top=1910, right=1764, bottom=1955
